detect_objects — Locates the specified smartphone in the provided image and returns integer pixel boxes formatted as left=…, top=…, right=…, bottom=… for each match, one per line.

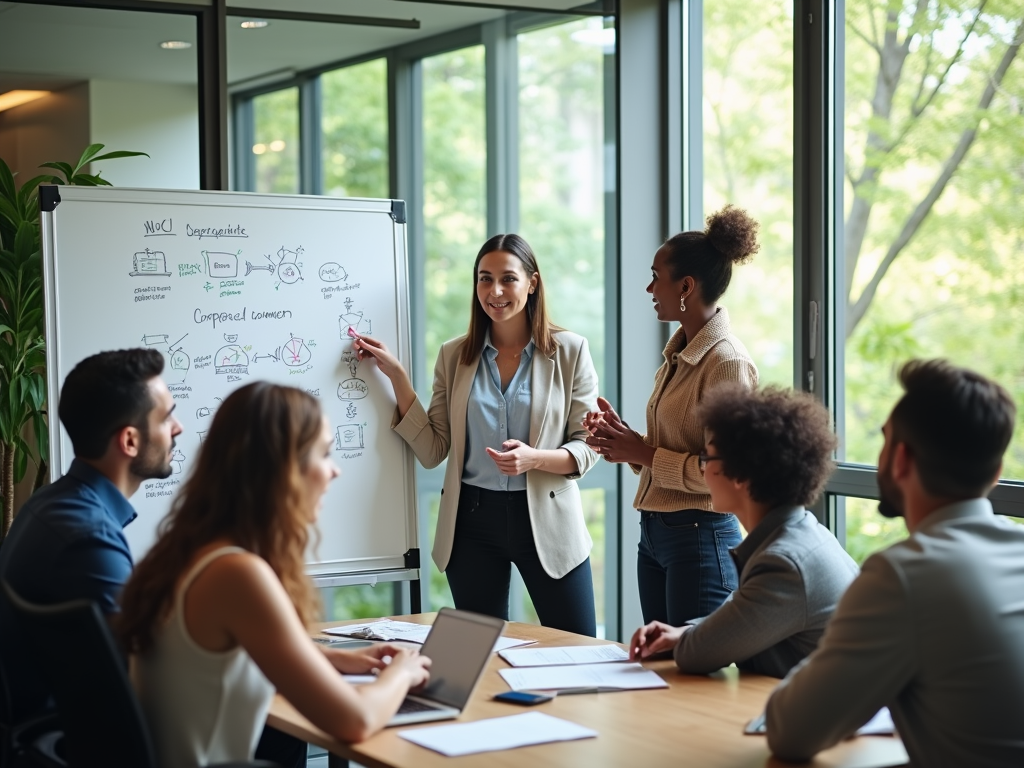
left=493, top=691, right=555, bottom=706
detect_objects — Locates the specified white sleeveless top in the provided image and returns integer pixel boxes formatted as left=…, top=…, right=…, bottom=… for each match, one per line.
left=133, top=547, right=275, bottom=768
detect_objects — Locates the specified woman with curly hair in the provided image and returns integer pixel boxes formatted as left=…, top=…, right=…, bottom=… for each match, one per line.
left=118, top=383, right=430, bottom=767
left=629, top=383, right=859, bottom=678
left=586, top=205, right=761, bottom=625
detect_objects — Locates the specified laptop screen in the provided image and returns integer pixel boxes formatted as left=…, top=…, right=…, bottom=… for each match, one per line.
left=417, top=609, right=504, bottom=709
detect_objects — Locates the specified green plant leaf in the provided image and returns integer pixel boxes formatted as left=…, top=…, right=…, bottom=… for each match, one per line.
left=32, top=412, right=48, bottom=465
left=13, top=223, right=35, bottom=261
left=88, top=150, right=149, bottom=163
left=38, top=162, right=74, bottom=183
left=0, top=159, right=16, bottom=204
left=0, top=197, right=23, bottom=231
left=71, top=174, right=112, bottom=187
left=16, top=175, right=50, bottom=209
left=73, top=143, right=106, bottom=174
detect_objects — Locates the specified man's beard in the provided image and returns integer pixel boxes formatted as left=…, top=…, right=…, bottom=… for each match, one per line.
left=130, top=433, right=174, bottom=480
left=877, top=454, right=904, bottom=519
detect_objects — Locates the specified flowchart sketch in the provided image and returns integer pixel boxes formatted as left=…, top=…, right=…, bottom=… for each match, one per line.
left=215, top=334, right=249, bottom=376
left=337, top=378, right=368, bottom=401
left=203, top=250, right=240, bottom=278
left=142, top=332, right=190, bottom=383
left=319, top=262, right=348, bottom=282
left=335, top=424, right=364, bottom=452
left=339, top=298, right=372, bottom=337
left=280, top=334, right=312, bottom=367
left=130, top=249, right=171, bottom=277
left=170, top=449, right=186, bottom=474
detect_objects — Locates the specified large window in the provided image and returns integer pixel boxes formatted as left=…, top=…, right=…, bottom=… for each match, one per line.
left=703, top=0, right=794, bottom=388
left=841, top=1, right=1024, bottom=558
left=251, top=87, right=299, bottom=194
left=321, top=59, right=389, bottom=198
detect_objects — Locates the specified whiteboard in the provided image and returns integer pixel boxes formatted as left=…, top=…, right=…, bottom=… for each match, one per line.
left=40, top=186, right=418, bottom=581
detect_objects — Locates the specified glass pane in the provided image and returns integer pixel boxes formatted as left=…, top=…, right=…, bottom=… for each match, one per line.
left=518, top=17, right=610, bottom=633
left=842, top=496, right=908, bottom=565
left=703, top=0, right=794, bottom=387
left=421, top=45, right=486, bottom=611
left=842, top=2, right=1024, bottom=477
left=252, top=87, right=299, bottom=193
left=321, top=59, right=389, bottom=198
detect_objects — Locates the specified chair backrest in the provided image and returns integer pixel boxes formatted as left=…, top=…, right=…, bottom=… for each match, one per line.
left=1, top=580, right=157, bottom=768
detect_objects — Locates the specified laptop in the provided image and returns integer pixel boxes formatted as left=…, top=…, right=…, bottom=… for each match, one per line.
left=387, top=607, right=505, bottom=726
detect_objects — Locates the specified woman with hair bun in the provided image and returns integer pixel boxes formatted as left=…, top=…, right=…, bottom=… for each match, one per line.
left=585, top=205, right=760, bottom=626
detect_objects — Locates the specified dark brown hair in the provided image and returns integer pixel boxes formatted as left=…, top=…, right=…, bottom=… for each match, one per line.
left=58, top=348, right=165, bottom=459
left=663, top=205, right=760, bottom=304
left=118, top=382, right=324, bottom=653
left=890, top=359, right=1015, bottom=498
left=698, top=383, right=837, bottom=508
left=460, top=234, right=559, bottom=365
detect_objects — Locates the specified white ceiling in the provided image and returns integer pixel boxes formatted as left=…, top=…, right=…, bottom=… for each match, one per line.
left=0, top=0, right=599, bottom=93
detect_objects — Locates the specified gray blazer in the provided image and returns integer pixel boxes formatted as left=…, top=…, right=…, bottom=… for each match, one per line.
left=674, top=506, right=858, bottom=678
left=767, top=499, right=1024, bottom=768
left=393, top=330, right=599, bottom=579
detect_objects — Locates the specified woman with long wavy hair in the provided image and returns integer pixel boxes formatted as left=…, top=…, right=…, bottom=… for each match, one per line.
left=118, top=383, right=430, bottom=767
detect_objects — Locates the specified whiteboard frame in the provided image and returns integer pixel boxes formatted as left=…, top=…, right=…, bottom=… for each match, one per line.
left=40, top=185, right=420, bottom=588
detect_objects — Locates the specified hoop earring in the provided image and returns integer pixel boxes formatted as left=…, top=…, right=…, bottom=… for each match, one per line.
left=679, top=294, right=687, bottom=312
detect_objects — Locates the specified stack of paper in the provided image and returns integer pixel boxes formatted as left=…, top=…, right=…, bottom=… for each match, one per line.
left=499, top=644, right=629, bottom=667
left=323, top=619, right=535, bottom=651
left=399, top=712, right=597, bottom=756
left=499, top=662, right=669, bottom=692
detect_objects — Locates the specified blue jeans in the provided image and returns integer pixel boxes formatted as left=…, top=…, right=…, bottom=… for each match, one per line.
left=445, top=484, right=597, bottom=637
left=637, top=509, right=741, bottom=625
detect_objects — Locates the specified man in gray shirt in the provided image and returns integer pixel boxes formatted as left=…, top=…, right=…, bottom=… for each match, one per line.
left=630, top=385, right=858, bottom=678
left=767, top=359, right=1024, bottom=768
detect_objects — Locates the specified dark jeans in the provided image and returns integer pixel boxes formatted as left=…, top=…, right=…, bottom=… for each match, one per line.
left=254, top=724, right=306, bottom=768
left=637, top=509, right=742, bottom=625
left=445, top=484, right=597, bottom=637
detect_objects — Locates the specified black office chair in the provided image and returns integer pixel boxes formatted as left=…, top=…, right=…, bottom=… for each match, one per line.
left=0, top=653, right=60, bottom=768
left=1, top=580, right=279, bottom=768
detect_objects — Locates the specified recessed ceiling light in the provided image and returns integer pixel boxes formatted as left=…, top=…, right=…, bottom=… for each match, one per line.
left=240, top=20, right=269, bottom=29
left=0, top=90, right=50, bottom=113
left=159, top=40, right=192, bottom=50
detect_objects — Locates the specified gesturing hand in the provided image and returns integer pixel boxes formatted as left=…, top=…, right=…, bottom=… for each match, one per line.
left=629, top=621, right=684, bottom=661
left=583, top=398, right=655, bottom=467
left=485, top=440, right=540, bottom=476
left=351, top=334, right=406, bottom=381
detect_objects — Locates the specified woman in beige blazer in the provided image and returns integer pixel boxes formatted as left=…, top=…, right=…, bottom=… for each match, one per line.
left=354, top=234, right=600, bottom=635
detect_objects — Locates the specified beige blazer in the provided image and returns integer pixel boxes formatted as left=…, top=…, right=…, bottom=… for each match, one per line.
left=392, top=330, right=599, bottom=579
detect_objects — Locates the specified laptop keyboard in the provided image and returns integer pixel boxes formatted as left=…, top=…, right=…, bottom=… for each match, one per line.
left=397, top=698, right=442, bottom=715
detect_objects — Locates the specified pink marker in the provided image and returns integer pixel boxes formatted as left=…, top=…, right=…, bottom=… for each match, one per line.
left=347, top=326, right=359, bottom=339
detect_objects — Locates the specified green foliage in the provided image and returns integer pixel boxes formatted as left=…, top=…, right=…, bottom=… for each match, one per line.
left=0, top=145, right=147, bottom=539
left=321, top=59, right=389, bottom=198
left=253, top=88, right=300, bottom=194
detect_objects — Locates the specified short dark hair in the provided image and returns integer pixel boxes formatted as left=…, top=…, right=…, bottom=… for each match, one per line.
left=58, top=349, right=165, bottom=459
left=698, top=383, right=838, bottom=509
left=890, top=359, right=1015, bottom=498
left=663, top=204, right=760, bottom=304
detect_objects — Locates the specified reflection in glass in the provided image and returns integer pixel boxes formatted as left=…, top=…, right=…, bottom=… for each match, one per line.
left=253, top=87, right=299, bottom=193
left=703, top=0, right=794, bottom=387
left=321, top=59, right=388, bottom=198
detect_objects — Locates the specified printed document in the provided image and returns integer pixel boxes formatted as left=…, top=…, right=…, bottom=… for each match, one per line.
left=324, top=620, right=535, bottom=651
left=499, top=644, right=629, bottom=667
left=398, top=712, right=597, bottom=756
left=499, top=662, right=669, bottom=692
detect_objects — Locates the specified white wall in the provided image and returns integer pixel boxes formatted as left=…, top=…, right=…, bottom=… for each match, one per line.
left=88, top=79, right=200, bottom=190
left=0, top=84, right=90, bottom=180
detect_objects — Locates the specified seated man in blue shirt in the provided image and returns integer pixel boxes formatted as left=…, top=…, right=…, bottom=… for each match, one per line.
left=0, top=348, right=181, bottom=721
left=629, top=384, right=858, bottom=678
left=766, top=360, right=1024, bottom=768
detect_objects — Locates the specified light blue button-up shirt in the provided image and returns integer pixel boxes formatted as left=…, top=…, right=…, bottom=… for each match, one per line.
left=462, top=332, right=535, bottom=492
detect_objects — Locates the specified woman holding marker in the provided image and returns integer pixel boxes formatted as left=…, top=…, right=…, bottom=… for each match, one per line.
left=354, top=234, right=600, bottom=635
left=584, top=205, right=759, bottom=626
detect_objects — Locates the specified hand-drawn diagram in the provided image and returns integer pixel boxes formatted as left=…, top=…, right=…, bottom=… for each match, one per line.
left=345, top=402, right=357, bottom=419
left=337, top=378, right=369, bottom=401
left=253, top=334, right=313, bottom=368
left=197, top=430, right=208, bottom=444
left=215, top=334, right=249, bottom=376
left=335, top=424, right=365, bottom=452
left=170, top=449, right=186, bottom=474
left=195, top=398, right=221, bottom=419
left=319, top=262, right=348, bottom=282
left=339, top=297, right=372, bottom=338
left=340, top=349, right=359, bottom=377
left=130, top=249, right=171, bottom=277
left=244, top=246, right=303, bottom=288
left=142, top=333, right=190, bottom=382
left=203, top=249, right=240, bottom=278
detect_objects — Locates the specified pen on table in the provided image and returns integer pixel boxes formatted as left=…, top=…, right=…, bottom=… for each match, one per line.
left=552, top=687, right=624, bottom=696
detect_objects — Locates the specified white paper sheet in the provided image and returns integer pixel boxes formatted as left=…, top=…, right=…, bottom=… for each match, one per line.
left=499, top=644, right=629, bottom=667
left=324, top=620, right=535, bottom=651
left=398, top=712, right=597, bottom=756
left=499, top=662, right=669, bottom=692
left=856, top=707, right=895, bottom=735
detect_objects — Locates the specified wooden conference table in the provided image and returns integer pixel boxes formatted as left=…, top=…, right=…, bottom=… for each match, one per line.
left=267, top=614, right=908, bottom=768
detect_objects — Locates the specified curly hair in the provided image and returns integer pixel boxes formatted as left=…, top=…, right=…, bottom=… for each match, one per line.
left=117, top=382, right=324, bottom=653
left=663, top=204, right=761, bottom=304
left=697, top=383, right=837, bottom=509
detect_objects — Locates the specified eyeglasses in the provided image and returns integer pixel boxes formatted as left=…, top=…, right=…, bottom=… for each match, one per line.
left=698, top=452, right=723, bottom=474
